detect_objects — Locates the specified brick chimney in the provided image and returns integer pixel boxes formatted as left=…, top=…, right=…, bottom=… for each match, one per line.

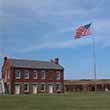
left=4, top=56, right=8, bottom=61
left=50, top=58, right=59, bottom=64
left=54, top=58, right=59, bottom=64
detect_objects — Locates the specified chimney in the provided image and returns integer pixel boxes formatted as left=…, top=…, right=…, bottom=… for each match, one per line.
left=54, top=58, right=59, bottom=64
left=4, top=56, right=8, bottom=61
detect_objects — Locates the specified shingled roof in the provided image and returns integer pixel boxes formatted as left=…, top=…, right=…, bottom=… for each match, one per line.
left=8, top=58, right=64, bottom=70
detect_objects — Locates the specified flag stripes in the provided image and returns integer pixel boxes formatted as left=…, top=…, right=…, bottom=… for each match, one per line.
left=75, top=23, right=91, bottom=39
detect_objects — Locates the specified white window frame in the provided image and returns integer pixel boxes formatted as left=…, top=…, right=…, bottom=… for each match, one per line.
left=15, top=70, right=21, bottom=79
left=40, top=83, right=46, bottom=92
left=33, top=70, right=38, bottom=79
left=24, top=70, right=29, bottom=79
left=56, top=83, right=61, bottom=91
left=24, top=83, right=29, bottom=93
left=56, top=71, right=61, bottom=80
left=41, top=70, right=46, bottom=80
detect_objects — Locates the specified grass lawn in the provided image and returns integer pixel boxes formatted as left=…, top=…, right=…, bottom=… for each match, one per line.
left=0, top=92, right=110, bottom=110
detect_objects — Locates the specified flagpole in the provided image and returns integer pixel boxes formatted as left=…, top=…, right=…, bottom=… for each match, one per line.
left=75, top=23, right=97, bottom=91
left=91, top=23, right=97, bottom=91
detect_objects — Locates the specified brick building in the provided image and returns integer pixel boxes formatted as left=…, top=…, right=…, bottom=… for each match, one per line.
left=2, top=57, right=64, bottom=95
left=64, top=80, right=110, bottom=92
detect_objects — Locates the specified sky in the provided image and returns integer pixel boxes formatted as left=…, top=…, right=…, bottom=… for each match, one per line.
left=0, top=0, right=110, bottom=79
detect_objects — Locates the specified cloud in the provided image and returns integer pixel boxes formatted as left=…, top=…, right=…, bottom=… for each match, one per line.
left=15, top=17, right=110, bottom=53
left=1, top=0, right=107, bottom=33
left=1, top=0, right=107, bottom=28
left=1, top=0, right=110, bottom=53
left=2, top=0, right=105, bottom=19
left=17, top=38, right=93, bottom=53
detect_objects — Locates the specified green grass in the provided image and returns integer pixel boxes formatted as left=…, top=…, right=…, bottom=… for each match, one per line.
left=0, top=92, right=110, bottom=110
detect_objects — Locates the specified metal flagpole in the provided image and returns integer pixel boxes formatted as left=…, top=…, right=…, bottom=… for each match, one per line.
left=91, top=23, right=97, bottom=91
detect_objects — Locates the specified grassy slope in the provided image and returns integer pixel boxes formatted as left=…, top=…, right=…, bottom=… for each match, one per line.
left=0, top=92, right=110, bottom=110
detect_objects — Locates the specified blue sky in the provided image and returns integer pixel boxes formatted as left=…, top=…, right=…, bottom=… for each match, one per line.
left=0, top=0, right=110, bottom=79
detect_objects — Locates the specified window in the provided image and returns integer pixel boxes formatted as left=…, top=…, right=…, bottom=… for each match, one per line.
left=40, top=83, right=46, bottom=92
left=24, top=70, right=29, bottom=79
left=41, top=70, right=46, bottom=79
left=24, top=83, right=29, bottom=92
left=56, top=71, right=61, bottom=80
left=33, top=70, right=38, bottom=79
left=15, top=70, right=21, bottom=79
left=56, top=84, right=61, bottom=91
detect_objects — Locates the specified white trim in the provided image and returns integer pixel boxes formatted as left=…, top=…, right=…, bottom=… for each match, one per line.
left=55, top=83, right=62, bottom=92
left=33, top=70, right=38, bottom=79
left=15, top=70, right=21, bottom=79
left=23, top=83, right=29, bottom=93
left=24, top=70, right=29, bottom=79
left=56, top=71, right=61, bottom=80
left=41, top=70, right=46, bottom=80
left=40, top=83, right=46, bottom=92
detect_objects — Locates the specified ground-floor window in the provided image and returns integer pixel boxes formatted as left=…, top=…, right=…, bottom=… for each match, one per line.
left=24, top=83, right=29, bottom=93
left=56, top=84, right=61, bottom=92
left=40, top=83, right=46, bottom=92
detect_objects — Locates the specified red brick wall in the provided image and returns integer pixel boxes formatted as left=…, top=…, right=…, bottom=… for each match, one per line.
left=11, top=68, right=63, bottom=82
left=11, top=68, right=64, bottom=94
left=2, top=57, right=64, bottom=94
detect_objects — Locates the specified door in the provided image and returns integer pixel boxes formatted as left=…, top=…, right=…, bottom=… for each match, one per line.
left=15, top=84, right=20, bottom=95
left=32, top=84, right=37, bottom=94
left=49, top=85, right=53, bottom=93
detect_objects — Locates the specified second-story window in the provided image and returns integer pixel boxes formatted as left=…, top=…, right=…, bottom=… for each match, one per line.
left=15, top=70, right=21, bottom=79
left=41, top=70, right=46, bottom=79
left=56, top=71, right=61, bottom=80
left=33, top=70, right=38, bottom=79
left=24, top=70, right=29, bottom=79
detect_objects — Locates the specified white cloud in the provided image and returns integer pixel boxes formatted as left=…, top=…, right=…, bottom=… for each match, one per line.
left=1, top=0, right=106, bottom=27
left=17, top=17, right=110, bottom=53
left=17, top=38, right=93, bottom=53
left=2, top=0, right=105, bottom=18
left=1, top=0, right=110, bottom=53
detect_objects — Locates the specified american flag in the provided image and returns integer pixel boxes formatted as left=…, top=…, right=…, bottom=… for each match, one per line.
left=75, top=23, right=91, bottom=39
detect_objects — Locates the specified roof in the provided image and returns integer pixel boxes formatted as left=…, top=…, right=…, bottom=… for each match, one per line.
left=8, top=58, right=64, bottom=70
